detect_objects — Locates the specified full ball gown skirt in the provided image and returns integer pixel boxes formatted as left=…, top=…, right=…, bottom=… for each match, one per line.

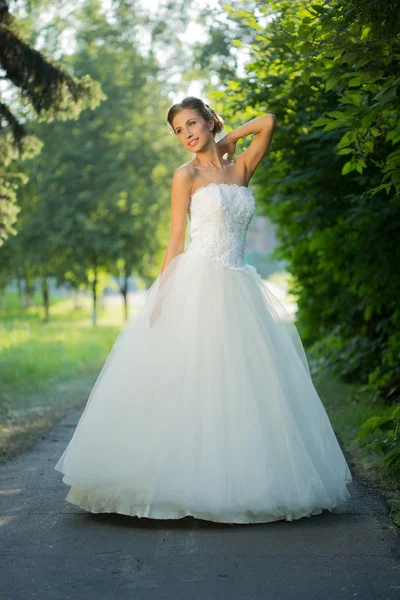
left=54, top=183, right=352, bottom=524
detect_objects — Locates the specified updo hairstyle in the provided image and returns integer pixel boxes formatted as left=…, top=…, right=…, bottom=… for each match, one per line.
left=167, top=97, right=224, bottom=137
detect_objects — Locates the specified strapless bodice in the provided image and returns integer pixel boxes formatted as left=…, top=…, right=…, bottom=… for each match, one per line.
left=186, top=183, right=256, bottom=271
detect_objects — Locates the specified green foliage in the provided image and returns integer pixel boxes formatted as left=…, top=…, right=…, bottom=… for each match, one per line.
left=0, top=288, right=126, bottom=460
left=0, top=290, right=121, bottom=401
left=0, top=1, right=105, bottom=246
left=206, top=0, right=400, bottom=403
left=1, top=0, right=179, bottom=322
left=195, top=0, right=400, bottom=471
left=357, top=405, right=400, bottom=466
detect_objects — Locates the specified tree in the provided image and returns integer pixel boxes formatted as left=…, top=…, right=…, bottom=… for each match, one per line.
left=3, top=0, right=179, bottom=324
left=0, top=0, right=105, bottom=245
left=195, top=0, right=400, bottom=404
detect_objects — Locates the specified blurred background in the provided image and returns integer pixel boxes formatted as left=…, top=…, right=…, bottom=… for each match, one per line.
left=1, top=0, right=399, bottom=515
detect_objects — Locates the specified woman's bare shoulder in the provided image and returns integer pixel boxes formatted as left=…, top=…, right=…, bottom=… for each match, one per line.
left=171, top=164, right=197, bottom=197
left=172, top=162, right=198, bottom=191
left=177, top=161, right=201, bottom=179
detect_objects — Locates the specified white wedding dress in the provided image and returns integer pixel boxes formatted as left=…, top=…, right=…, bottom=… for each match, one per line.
left=54, top=182, right=352, bottom=524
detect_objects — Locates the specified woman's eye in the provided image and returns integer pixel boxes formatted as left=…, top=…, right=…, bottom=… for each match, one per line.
left=175, top=122, right=194, bottom=133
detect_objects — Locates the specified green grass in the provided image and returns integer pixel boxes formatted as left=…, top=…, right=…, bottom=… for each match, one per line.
left=0, top=290, right=138, bottom=462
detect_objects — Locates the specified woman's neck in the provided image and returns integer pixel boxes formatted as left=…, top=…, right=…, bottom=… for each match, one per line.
left=192, top=142, right=224, bottom=170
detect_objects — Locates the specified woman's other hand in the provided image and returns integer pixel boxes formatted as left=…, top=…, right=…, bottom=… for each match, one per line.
left=216, top=133, right=237, bottom=160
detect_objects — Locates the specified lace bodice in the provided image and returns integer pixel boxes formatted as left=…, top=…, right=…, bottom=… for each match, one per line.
left=186, top=183, right=256, bottom=271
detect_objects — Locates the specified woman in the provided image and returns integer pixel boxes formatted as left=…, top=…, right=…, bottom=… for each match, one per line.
left=55, top=96, right=352, bottom=524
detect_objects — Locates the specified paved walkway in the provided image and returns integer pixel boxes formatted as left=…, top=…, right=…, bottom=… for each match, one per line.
left=1, top=408, right=400, bottom=600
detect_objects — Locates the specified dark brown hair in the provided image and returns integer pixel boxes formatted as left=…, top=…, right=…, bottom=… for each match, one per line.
left=167, top=97, right=224, bottom=137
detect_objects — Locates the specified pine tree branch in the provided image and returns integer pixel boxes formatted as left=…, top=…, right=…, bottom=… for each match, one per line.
left=0, top=101, right=26, bottom=149
left=0, top=25, right=91, bottom=115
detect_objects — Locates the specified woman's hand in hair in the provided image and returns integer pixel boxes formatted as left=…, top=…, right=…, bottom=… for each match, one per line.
left=216, top=133, right=237, bottom=161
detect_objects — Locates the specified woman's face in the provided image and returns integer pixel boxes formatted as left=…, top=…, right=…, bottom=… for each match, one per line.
left=172, top=108, right=214, bottom=152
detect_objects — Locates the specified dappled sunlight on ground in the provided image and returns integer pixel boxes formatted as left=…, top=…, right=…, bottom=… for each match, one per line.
left=0, top=488, right=23, bottom=496
left=0, top=515, right=17, bottom=528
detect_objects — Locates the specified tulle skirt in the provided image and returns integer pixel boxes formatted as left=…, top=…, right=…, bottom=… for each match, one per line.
left=54, top=250, right=352, bottom=524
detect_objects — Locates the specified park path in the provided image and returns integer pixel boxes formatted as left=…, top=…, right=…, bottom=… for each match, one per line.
left=1, top=407, right=400, bottom=600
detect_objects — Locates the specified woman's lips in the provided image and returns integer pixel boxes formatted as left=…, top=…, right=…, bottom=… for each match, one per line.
left=188, top=138, right=199, bottom=147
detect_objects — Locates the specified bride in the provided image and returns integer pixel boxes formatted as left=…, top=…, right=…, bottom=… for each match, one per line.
left=54, top=96, right=352, bottom=524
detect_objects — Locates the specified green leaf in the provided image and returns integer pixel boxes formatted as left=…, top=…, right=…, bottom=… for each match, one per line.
left=342, top=160, right=355, bottom=175
left=361, top=26, right=371, bottom=40
left=386, top=129, right=400, bottom=145
left=383, top=449, right=400, bottom=465
left=341, top=92, right=362, bottom=107
left=337, top=148, right=353, bottom=155
left=337, top=130, right=357, bottom=148
left=348, top=76, right=362, bottom=88
left=326, top=111, right=346, bottom=119
left=325, top=74, right=340, bottom=92
left=357, top=416, right=389, bottom=440
left=364, top=305, right=373, bottom=321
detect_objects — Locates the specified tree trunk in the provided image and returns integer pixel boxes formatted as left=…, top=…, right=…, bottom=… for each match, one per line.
left=122, top=273, right=129, bottom=321
left=0, top=284, right=5, bottom=310
left=17, top=275, right=23, bottom=305
left=41, top=277, right=49, bottom=323
left=92, top=266, right=97, bottom=326
left=23, top=271, right=34, bottom=308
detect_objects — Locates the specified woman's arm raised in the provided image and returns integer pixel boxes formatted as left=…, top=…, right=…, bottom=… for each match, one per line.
left=218, top=113, right=276, bottom=184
